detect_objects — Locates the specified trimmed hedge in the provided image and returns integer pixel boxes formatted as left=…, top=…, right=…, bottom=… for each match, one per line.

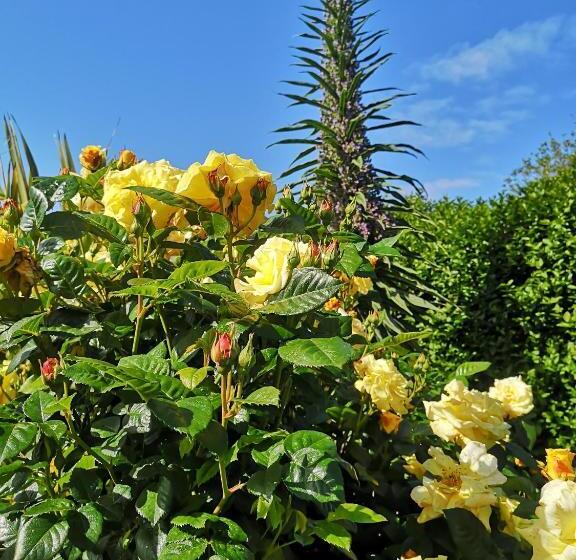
left=409, top=134, right=576, bottom=446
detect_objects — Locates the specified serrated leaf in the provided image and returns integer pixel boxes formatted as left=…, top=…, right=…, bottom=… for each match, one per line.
left=75, top=212, right=128, bottom=243
left=169, top=261, right=228, bottom=283
left=198, top=207, right=229, bottom=239
left=159, top=539, right=209, bottom=560
left=42, top=255, right=85, bottom=299
left=20, top=187, right=48, bottom=232
left=136, top=477, right=172, bottom=526
left=0, top=423, right=38, bottom=463
left=23, top=499, right=74, bottom=517
left=312, top=520, right=351, bottom=551
left=239, top=387, right=280, bottom=407
left=261, top=268, right=341, bottom=316
left=327, top=503, right=386, bottom=524
left=178, top=367, right=209, bottom=390
left=22, top=392, right=57, bottom=423
left=279, top=337, right=353, bottom=369
left=12, top=517, right=68, bottom=560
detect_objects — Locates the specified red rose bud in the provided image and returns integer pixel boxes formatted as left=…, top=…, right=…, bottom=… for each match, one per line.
left=319, top=199, right=333, bottom=225
left=60, top=167, right=70, bottom=176
left=2, top=198, right=19, bottom=224
left=250, top=177, right=269, bottom=207
left=131, top=194, right=145, bottom=215
left=208, top=169, right=227, bottom=198
left=211, top=333, right=233, bottom=365
left=41, top=357, right=59, bottom=382
left=310, top=242, right=321, bottom=259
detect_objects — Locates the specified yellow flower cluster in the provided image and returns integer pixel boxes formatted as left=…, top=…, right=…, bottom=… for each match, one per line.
left=519, top=480, right=576, bottom=560
left=424, top=379, right=510, bottom=447
left=102, top=159, right=183, bottom=230
left=178, top=151, right=276, bottom=236
left=410, top=441, right=507, bottom=530
left=353, top=354, right=412, bottom=416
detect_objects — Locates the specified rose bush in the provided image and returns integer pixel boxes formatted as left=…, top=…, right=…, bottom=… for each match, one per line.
left=0, top=147, right=572, bottom=559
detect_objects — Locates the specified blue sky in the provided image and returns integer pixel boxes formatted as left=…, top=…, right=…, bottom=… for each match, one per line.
left=1, top=1, right=574, bottom=200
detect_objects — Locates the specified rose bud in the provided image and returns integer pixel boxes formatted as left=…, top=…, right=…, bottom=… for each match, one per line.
left=250, top=177, right=269, bottom=207
left=60, top=167, right=70, bottom=176
left=117, top=149, right=137, bottom=170
left=41, top=357, right=60, bottom=382
left=79, top=145, right=106, bottom=172
left=211, top=332, right=233, bottom=365
left=208, top=169, right=227, bottom=198
left=319, top=198, right=333, bottom=225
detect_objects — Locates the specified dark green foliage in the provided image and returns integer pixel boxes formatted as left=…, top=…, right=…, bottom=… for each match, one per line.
left=410, top=133, right=576, bottom=446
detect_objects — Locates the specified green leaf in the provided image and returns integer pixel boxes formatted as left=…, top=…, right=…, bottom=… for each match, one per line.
left=126, top=185, right=200, bottom=211
left=279, top=337, right=353, bottom=369
left=149, top=397, right=212, bottom=438
left=12, top=517, right=68, bottom=560
left=285, top=457, right=344, bottom=504
left=261, top=268, right=341, bottom=316
left=0, top=423, right=37, bottom=463
left=210, top=541, right=253, bottom=559
left=246, top=463, right=282, bottom=497
left=159, top=539, right=209, bottom=560
left=37, top=237, right=65, bottom=256
left=22, top=392, right=57, bottom=423
left=239, top=387, right=280, bottom=407
left=169, top=260, right=228, bottom=283
left=41, top=211, right=86, bottom=239
left=445, top=509, right=506, bottom=560
left=327, top=503, right=386, bottom=524
left=198, top=207, right=229, bottom=239
left=75, top=212, right=128, bottom=243
left=453, top=361, right=492, bottom=378
left=178, top=367, right=209, bottom=390
left=172, top=513, right=247, bottom=542
left=60, top=361, right=121, bottom=392
left=279, top=199, right=321, bottom=228
left=23, top=499, right=74, bottom=517
left=337, top=243, right=363, bottom=276
left=369, top=239, right=401, bottom=257
left=20, top=187, right=48, bottom=232
left=312, top=521, right=351, bottom=551
left=42, top=255, right=85, bottom=299
left=284, top=430, right=337, bottom=465
left=136, top=476, right=172, bottom=526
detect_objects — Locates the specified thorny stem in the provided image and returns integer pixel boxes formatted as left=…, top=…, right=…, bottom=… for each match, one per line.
left=213, top=366, right=233, bottom=515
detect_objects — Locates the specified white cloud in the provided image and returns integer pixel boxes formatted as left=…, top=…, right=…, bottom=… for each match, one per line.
left=421, top=16, right=575, bottom=83
left=423, top=177, right=479, bottom=198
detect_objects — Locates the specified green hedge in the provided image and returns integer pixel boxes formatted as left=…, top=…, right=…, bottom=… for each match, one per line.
left=409, top=135, right=576, bottom=446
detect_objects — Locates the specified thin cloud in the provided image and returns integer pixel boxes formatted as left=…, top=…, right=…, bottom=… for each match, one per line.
left=421, top=16, right=575, bottom=83
left=424, top=177, right=479, bottom=198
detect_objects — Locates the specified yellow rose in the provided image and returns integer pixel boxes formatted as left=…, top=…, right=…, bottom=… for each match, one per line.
left=0, top=227, right=16, bottom=268
left=79, top=145, right=106, bottom=172
left=424, top=379, right=510, bottom=447
left=410, top=441, right=507, bottom=530
left=353, top=354, right=412, bottom=415
left=379, top=410, right=402, bottom=434
left=403, top=454, right=427, bottom=480
left=541, top=449, right=575, bottom=481
left=117, top=149, right=138, bottom=170
left=489, top=376, right=534, bottom=419
left=519, top=480, right=576, bottom=560
left=102, top=160, right=183, bottom=230
left=234, top=237, right=295, bottom=306
left=177, top=151, right=276, bottom=236
left=349, top=275, right=373, bottom=296
left=324, top=297, right=341, bottom=312
left=72, top=193, right=103, bottom=213
left=498, top=497, right=531, bottom=539
left=0, top=363, right=18, bottom=405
